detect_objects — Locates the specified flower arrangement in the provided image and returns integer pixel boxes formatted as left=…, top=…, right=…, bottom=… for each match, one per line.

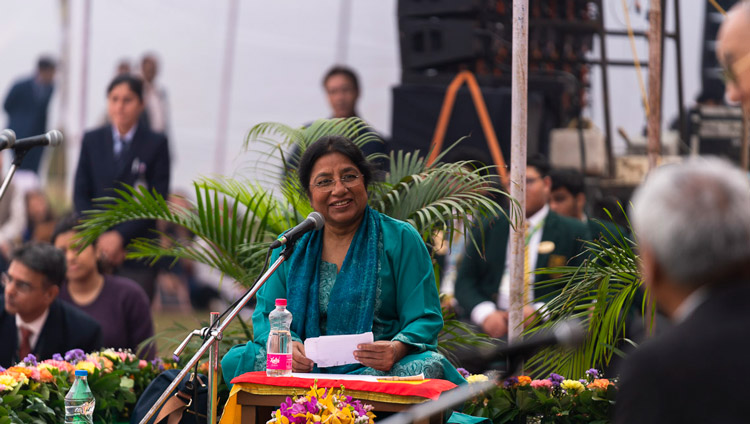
left=461, top=369, right=617, bottom=424
left=0, top=348, right=183, bottom=423
left=269, top=384, right=376, bottom=424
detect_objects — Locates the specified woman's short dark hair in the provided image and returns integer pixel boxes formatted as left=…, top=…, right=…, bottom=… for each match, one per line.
left=322, top=66, right=359, bottom=94
left=107, top=74, right=144, bottom=103
left=11, top=243, right=66, bottom=287
left=298, top=136, right=373, bottom=196
left=51, top=212, right=81, bottom=245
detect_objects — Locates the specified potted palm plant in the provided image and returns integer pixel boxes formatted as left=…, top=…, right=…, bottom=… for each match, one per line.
left=75, top=117, right=509, bottom=359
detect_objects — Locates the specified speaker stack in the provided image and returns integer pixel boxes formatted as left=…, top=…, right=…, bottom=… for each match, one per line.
left=391, top=0, right=604, bottom=163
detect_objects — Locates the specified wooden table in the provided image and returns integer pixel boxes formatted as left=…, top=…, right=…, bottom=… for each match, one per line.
left=235, top=386, right=443, bottom=424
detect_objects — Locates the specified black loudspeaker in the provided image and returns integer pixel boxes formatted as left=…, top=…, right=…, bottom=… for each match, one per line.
left=700, top=0, right=739, bottom=102
left=398, top=0, right=488, bottom=17
left=390, top=84, right=548, bottom=164
left=399, top=18, right=481, bottom=70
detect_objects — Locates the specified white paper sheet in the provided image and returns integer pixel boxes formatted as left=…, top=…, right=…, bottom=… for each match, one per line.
left=303, top=332, right=374, bottom=368
left=291, top=373, right=380, bottom=382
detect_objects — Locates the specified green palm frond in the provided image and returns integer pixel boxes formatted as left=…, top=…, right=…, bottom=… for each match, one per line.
left=521, top=213, right=649, bottom=378
left=245, top=117, right=387, bottom=181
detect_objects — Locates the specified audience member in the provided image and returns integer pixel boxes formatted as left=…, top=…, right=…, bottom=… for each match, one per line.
left=52, top=213, right=155, bottom=358
left=614, top=6, right=750, bottom=422
left=455, top=155, right=589, bottom=339
left=548, top=168, right=624, bottom=240
left=3, top=56, right=56, bottom=176
left=0, top=243, right=101, bottom=367
left=0, top=153, right=27, bottom=272
left=23, top=189, right=56, bottom=243
left=717, top=2, right=750, bottom=106
left=139, top=53, right=170, bottom=137
left=73, top=74, right=171, bottom=302
left=289, top=66, right=386, bottom=171
left=115, top=58, right=132, bottom=76
left=615, top=158, right=750, bottom=423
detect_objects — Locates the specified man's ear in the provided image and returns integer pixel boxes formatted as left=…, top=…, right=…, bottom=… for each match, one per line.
left=43, top=283, right=59, bottom=305
left=639, top=245, right=664, bottom=294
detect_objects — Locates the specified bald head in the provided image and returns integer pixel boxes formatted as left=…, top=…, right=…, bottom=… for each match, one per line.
left=717, top=2, right=750, bottom=104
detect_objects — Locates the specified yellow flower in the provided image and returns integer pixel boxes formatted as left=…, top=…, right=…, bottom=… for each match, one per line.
left=0, top=374, right=19, bottom=389
left=101, top=349, right=120, bottom=362
left=75, top=361, right=96, bottom=375
left=560, top=379, right=585, bottom=394
left=466, top=374, right=489, bottom=383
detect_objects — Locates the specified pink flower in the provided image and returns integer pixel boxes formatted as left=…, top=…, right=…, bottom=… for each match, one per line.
left=139, top=360, right=148, bottom=369
left=531, top=379, right=553, bottom=390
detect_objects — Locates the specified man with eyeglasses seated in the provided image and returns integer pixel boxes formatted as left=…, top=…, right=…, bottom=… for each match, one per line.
left=718, top=1, right=750, bottom=106
left=0, top=243, right=101, bottom=367
left=453, top=155, right=589, bottom=372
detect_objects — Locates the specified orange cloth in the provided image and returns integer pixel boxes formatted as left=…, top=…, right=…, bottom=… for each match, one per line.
left=230, top=371, right=457, bottom=400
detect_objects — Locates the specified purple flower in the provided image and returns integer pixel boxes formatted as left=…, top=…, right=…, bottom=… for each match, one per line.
left=456, top=367, right=470, bottom=378
left=549, top=373, right=564, bottom=386
left=579, top=379, right=588, bottom=385
left=22, top=354, right=37, bottom=366
left=585, top=368, right=600, bottom=379
left=503, top=376, right=519, bottom=388
left=151, top=358, right=165, bottom=372
left=52, top=353, right=63, bottom=361
left=64, top=349, right=86, bottom=364
left=351, top=399, right=368, bottom=416
left=0, top=365, right=5, bottom=373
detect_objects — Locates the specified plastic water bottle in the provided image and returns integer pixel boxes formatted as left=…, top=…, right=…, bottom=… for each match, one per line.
left=267, top=298, right=293, bottom=376
left=65, top=369, right=95, bottom=423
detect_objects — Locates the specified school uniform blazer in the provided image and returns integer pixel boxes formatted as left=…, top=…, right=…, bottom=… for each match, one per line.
left=455, top=210, right=590, bottom=316
left=73, top=124, right=170, bottom=244
left=0, top=295, right=102, bottom=368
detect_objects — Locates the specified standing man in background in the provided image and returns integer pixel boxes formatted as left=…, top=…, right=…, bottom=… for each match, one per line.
left=3, top=56, right=56, bottom=178
left=139, top=53, right=170, bottom=138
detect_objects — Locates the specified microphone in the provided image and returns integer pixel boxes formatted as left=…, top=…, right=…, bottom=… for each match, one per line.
left=269, top=212, right=325, bottom=249
left=489, top=320, right=585, bottom=360
left=0, top=129, right=16, bottom=150
left=12, top=130, right=63, bottom=150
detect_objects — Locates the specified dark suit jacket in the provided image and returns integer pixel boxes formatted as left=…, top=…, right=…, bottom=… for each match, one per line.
left=0, top=295, right=102, bottom=367
left=3, top=76, right=54, bottom=172
left=455, top=210, right=589, bottom=316
left=614, top=280, right=750, bottom=423
left=73, top=124, right=170, bottom=245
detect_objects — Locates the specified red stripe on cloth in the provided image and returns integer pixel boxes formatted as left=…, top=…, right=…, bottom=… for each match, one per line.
left=230, top=371, right=457, bottom=400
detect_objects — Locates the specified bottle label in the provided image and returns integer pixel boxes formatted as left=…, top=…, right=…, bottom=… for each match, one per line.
left=267, top=353, right=292, bottom=370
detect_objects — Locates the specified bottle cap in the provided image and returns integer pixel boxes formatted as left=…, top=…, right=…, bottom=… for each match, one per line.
left=74, top=369, right=88, bottom=377
left=275, top=298, right=287, bottom=307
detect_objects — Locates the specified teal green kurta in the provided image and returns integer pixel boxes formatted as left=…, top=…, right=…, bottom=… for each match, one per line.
left=221, top=213, right=465, bottom=386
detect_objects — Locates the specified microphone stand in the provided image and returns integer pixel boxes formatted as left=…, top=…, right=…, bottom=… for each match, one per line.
left=0, top=149, right=27, bottom=202
left=138, top=242, right=296, bottom=424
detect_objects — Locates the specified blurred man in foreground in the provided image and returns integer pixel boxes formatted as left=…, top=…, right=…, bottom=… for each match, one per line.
left=614, top=158, right=750, bottom=423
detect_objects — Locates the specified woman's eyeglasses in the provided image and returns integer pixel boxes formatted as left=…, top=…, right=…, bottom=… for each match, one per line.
left=311, top=174, right=362, bottom=192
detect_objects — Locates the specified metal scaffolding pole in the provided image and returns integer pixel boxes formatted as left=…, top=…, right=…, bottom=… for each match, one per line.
left=647, top=0, right=663, bottom=170
left=508, top=0, right=529, bottom=345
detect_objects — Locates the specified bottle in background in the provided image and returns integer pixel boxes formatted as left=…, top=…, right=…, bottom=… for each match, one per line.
left=65, top=369, right=95, bottom=423
left=267, top=298, right=293, bottom=377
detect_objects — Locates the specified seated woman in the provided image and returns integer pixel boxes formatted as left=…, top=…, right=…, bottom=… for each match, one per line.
left=52, top=213, right=156, bottom=358
left=221, top=136, right=464, bottom=385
